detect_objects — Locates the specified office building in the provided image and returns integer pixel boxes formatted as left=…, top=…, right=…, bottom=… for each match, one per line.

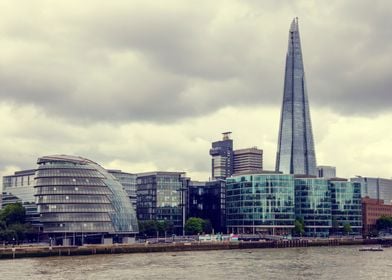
left=276, top=18, right=317, bottom=176
left=233, top=147, right=263, bottom=174
left=187, top=180, right=226, bottom=233
left=362, top=197, right=392, bottom=236
left=35, top=155, right=138, bottom=244
left=294, top=177, right=331, bottom=237
left=317, top=166, right=336, bottom=179
left=226, top=173, right=295, bottom=235
left=209, top=132, right=234, bottom=179
left=108, top=170, right=137, bottom=211
left=329, top=179, right=362, bottom=235
left=2, top=169, right=40, bottom=226
left=136, top=171, right=189, bottom=235
left=351, top=177, right=392, bottom=205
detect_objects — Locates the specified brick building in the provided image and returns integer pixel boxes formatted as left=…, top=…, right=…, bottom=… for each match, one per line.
left=362, top=197, right=392, bottom=236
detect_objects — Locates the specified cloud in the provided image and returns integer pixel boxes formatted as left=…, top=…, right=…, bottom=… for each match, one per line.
left=0, top=1, right=391, bottom=185
left=0, top=1, right=390, bottom=124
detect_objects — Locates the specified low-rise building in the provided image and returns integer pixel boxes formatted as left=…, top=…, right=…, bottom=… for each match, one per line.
left=317, top=166, right=336, bottom=179
left=362, top=197, right=392, bottom=236
left=226, top=172, right=295, bottom=235
left=329, top=179, right=362, bottom=235
left=187, top=180, right=226, bottom=233
left=295, top=177, right=331, bottom=237
left=136, top=171, right=189, bottom=235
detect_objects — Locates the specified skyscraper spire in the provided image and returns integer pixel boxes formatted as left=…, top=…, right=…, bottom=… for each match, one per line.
left=275, top=18, right=317, bottom=176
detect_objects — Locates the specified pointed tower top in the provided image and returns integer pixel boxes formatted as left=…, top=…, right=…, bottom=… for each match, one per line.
left=290, top=17, right=299, bottom=32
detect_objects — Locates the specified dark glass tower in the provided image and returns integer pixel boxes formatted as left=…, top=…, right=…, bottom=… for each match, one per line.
left=276, top=18, right=317, bottom=176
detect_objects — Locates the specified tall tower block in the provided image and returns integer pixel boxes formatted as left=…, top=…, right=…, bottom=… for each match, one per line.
left=276, top=18, right=317, bottom=176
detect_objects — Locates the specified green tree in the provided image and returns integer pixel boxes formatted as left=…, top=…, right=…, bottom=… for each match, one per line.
left=0, top=203, right=26, bottom=226
left=157, top=220, right=174, bottom=235
left=293, top=218, right=305, bottom=236
left=138, top=220, right=158, bottom=237
left=343, top=223, right=352, bottom=235
left=376, top=216, right=392, bottom=231
left=185, top=217, right=205, bottom=235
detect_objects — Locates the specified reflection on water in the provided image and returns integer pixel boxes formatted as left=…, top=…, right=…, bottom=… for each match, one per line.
left=0, top=246, right=391, bottom=280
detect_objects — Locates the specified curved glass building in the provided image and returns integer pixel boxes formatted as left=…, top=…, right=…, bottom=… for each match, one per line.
left=35, top=155, right=138, bottom=242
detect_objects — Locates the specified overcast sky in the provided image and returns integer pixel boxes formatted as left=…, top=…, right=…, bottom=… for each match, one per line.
left=0, top=0, right=391, bottom=183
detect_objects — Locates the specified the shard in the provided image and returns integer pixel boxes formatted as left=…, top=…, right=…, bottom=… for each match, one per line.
left=275, top=18, right=317, bottom=176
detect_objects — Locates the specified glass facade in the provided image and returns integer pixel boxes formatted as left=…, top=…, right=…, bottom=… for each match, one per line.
left=226, top=174, right=295, bottom=235
left=295, top=178, right=331, bottom=237
left=2, top=169, right=40, bottom=226
left=35, top=155, right=138, bottom=235
left=276, top=18, right=317, bottom=176
left=351, top=177, right=392, bottom=205
left=136, top=172, right=187, bottom=234
left=187, top=180, right=226, bottom=232
left=329, top=180, right=362, bottom=235
left=108, top=170, right=137, bottom=211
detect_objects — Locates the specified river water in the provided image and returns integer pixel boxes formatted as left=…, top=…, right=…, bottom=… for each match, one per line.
left=0, top=246, right=391, bottom=279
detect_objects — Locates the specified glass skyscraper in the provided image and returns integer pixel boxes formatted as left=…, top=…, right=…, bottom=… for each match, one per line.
left=276, top=18, right=317, bottom=176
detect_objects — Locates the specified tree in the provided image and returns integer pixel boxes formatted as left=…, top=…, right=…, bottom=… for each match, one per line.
left=157, top=220, right=174, bottom=235
left=185, top=218, right=205, bottom=235
left=0, top=203, right=26, bottom=226
left=343, top=223, right=352, bottom=235
left=138, top=220, right=158, bottom=237
left=376, top=216, right=392, bottom=231
left=293, top=218, right=305, bottom=236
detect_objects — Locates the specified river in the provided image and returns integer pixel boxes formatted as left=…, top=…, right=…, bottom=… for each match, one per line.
left=0, top=246, right=391, bottom=279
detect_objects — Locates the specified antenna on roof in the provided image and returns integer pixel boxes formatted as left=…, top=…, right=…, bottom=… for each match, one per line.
left=222, top=132, right=232, bottom=140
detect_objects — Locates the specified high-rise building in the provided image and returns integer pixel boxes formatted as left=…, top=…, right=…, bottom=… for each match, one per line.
left=136, top=171, right=189, bottom=235
left=233, top=147, right=263, bottom=175
left=35, top=155, right=138, bottom=245
left=317, top=166, right=336, bottom=179
left=351, top=177, right=392, bottom=205
left=209, top=132, right=234, bottom=179
left=276, top=18, right=317, bottom=176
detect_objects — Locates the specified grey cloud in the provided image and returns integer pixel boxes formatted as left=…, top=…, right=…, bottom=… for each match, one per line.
left=0, top=0, right=391, bottom=124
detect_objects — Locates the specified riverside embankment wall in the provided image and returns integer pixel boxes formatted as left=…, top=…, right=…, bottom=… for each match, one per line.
left=0, top=239, right=382, bottom=260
